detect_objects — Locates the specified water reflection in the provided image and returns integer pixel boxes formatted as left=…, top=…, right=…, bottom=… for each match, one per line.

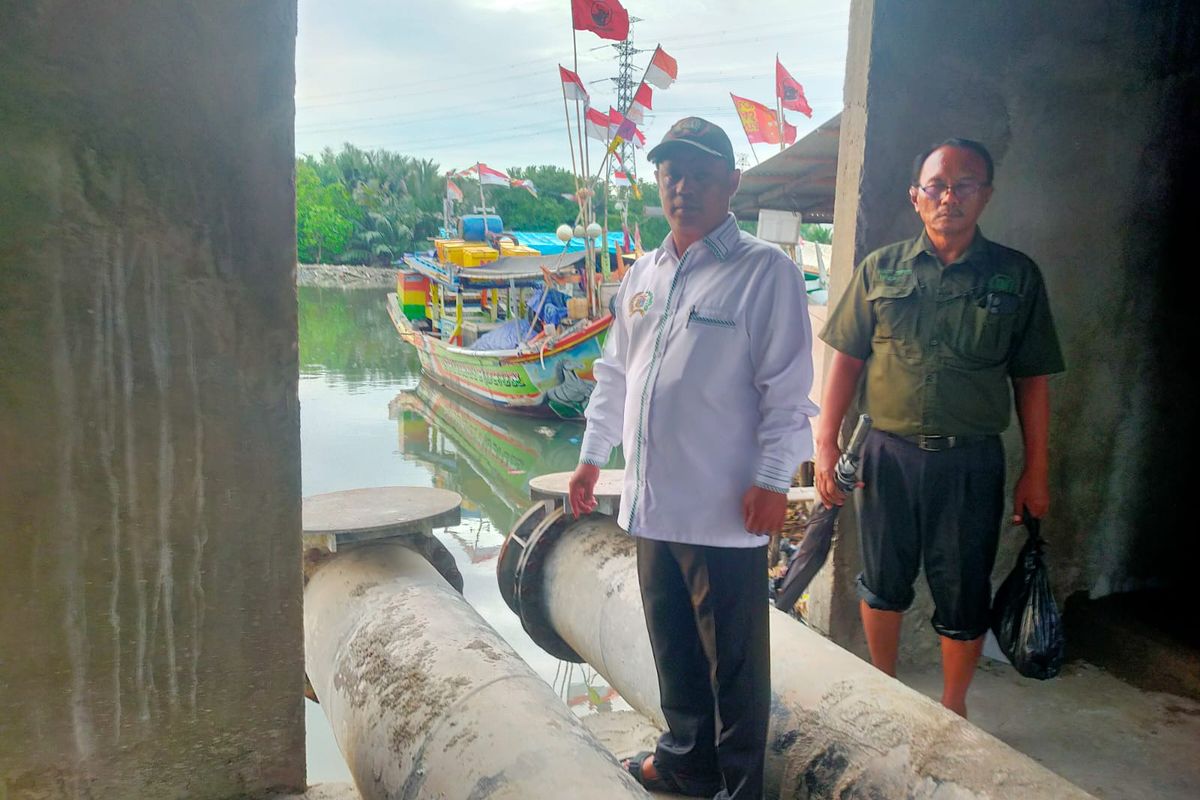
left=299, top=286, right=420, bottom=384
left=390, top=380, right=623, bottom=537
left=299, top=287, right=627, bottom=784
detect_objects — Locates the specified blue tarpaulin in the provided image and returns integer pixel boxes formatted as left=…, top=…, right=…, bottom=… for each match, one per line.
left=507, top=231, right=629, bottom=256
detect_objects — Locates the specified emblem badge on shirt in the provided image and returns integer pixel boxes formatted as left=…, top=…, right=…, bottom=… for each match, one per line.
left=629, top=290, right=654, bottom=317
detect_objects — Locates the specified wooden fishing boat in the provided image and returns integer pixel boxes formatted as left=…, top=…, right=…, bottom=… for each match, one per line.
left=386, top=233, right=615, bottom=420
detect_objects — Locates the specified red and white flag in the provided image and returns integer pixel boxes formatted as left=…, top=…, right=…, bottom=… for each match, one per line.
left=612, top=170, right=631, bottom=187
left=632, top=127, right=646, bottom=149
left=584, top=107, right=610, bottom=141
left=731, top=94, right=783, bottom=145
left=446, top=180, right=463, bottom=202
left=511, top=178, right=538, bottom=197
left=626, top=82, right=653, bottom=124
left=559, top=65, right=589, bottom=104
left=459, top=163, right=511, bottom=186
left=776, top=57, right=813, bottom=117
left=644, top=46, right=678, bottom=89
left=571, top=0, right=629, bottom=42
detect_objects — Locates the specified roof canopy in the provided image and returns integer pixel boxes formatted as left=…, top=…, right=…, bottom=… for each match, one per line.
left=731, top=113, right=840, bottom=224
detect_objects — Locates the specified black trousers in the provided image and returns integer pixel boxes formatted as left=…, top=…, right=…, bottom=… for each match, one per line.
left=636, top=538, right=770, bottom=800
left=856, top=430, right=1005, bottom=639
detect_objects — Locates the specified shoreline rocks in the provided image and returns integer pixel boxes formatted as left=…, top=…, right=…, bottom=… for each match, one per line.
left=298, top=263, right=400, bottom=289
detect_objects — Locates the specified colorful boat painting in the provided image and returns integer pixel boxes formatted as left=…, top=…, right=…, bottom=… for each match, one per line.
left=386, top=258, right=611, bottom=420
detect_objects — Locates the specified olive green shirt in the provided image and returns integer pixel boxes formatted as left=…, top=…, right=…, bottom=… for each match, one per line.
left=820, top=229, right=1065, bottom=436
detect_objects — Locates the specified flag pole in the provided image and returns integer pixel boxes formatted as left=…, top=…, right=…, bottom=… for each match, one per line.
left=776, top=53, right=786, bottom=153
left=560, top=81, right=582, bottom=200
left=470, top=160, right=484, bottom=241
left=777, top=100, right=787, bottom=153
left=572, top=25, right=596, bottom=318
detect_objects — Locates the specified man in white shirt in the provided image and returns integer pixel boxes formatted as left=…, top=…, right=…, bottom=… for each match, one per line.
left=568, top=117, right=817, bottom=800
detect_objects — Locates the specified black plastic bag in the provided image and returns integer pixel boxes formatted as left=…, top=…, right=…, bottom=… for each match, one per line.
left=990, top=514, right=1065, bottom=679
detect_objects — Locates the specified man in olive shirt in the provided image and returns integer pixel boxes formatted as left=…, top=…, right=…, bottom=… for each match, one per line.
left=816, top=138, right=1064, bottom=717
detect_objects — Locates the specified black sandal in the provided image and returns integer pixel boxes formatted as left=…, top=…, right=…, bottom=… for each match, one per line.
left=622, top=751, right=719, bottom=797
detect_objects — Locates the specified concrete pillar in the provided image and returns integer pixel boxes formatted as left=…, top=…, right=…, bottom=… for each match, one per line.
left=505, top=514, right=1093, bottom=798
left=304, top=543, right=650, bottom=800
left=0, top=2, right=304, bottom=796
left=817, top=0, right=1200, bottom=664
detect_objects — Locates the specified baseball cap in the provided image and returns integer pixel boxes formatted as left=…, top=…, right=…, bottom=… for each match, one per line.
left=647, top=117, right=736, bottom=170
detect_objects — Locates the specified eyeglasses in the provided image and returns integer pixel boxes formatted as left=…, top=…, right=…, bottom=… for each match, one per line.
left=916, top=181, right=989, bottom=201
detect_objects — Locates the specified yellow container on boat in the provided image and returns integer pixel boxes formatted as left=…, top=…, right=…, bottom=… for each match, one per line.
left=435, top=238, right=464, bottom=261
left=567, top=297, right=589, bottom=320
left=461, top=246, right=499, bottom=267
left=500, top=244, right=541, bottom=257
left=444, top=241, right=471, bottom=265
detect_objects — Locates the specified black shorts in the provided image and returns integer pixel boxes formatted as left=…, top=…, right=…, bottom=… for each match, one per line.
left=855, top=430, right=1004, bottom=640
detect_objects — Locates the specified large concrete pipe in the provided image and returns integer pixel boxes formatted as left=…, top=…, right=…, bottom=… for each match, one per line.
left=499, top=509, right=1094, bottom=799
left=305, top=542, right=650, bottom=800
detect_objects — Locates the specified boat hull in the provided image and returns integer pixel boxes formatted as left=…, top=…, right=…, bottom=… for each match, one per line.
left=387, top=294, right=608, bottom=420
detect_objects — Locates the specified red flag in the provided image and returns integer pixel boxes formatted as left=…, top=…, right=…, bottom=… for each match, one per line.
left=730, top=94, right=783, bottom=145
left=626, top=82, right=653, bottom=123
left=782, top=117, right=798, bottom=145
left=571, top=0, right=629, bottom=42
left=776, top=57, right=813, bottom=117
left=644, top=46, right=678, bottom=89
left=559, top=65, right=589, bottom=104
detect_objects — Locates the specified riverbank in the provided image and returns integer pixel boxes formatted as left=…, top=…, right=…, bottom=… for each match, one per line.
left=298, top=263, right=399, bottom=289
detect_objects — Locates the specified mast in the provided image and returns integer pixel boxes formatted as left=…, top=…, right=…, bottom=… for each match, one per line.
left=572, top=27, right=596, bottom=318
left=476, top=162, right=489, bottom=240
left=777, top=99, right=787, bottom=154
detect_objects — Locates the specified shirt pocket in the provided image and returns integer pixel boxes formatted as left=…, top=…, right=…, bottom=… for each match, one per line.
left=866, top=280, right=921, bottom=362
left=945, top=289, right=1022, bottom=366
left=686, top=304, right=738, bottom=330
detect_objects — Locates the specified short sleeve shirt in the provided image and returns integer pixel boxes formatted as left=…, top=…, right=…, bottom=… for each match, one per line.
left=820, top=229, right=1065, bottom=436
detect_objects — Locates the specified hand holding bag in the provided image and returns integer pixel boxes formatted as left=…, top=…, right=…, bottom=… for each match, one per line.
left=990, top=512, right=1066, bottom=679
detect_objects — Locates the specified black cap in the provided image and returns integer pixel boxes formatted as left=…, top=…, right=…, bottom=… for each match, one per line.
left=647, top=117, right=736, bottom=170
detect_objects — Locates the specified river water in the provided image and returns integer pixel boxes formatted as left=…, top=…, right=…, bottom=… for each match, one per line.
left=299, top=286, right=625, bottom=782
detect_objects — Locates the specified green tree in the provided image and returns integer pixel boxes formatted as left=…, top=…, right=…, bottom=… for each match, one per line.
left=490, top=165, right=580, bottom=230
left=800, top=223, right=833, bottom=244
left=296, top=161, right=355, bottom=263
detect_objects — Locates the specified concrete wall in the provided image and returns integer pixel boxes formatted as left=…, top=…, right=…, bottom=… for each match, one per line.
left=0, top=2, right=305, bottom=797
left=816, top=0, right=1198, bottom=662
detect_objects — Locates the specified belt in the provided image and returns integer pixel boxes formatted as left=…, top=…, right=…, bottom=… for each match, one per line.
left=885, top=432, right=996, bottom=452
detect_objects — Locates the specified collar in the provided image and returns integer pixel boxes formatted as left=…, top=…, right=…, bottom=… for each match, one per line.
left=660, top=213, right=741, bottom=263
left=901, top=227, right=989, bottom=267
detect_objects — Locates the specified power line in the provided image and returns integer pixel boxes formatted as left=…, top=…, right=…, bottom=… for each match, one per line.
left=294, top=20, right=825, bottom=109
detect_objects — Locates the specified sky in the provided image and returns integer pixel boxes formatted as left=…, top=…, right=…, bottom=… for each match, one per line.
left=295, top=0, right=852, bottom=178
